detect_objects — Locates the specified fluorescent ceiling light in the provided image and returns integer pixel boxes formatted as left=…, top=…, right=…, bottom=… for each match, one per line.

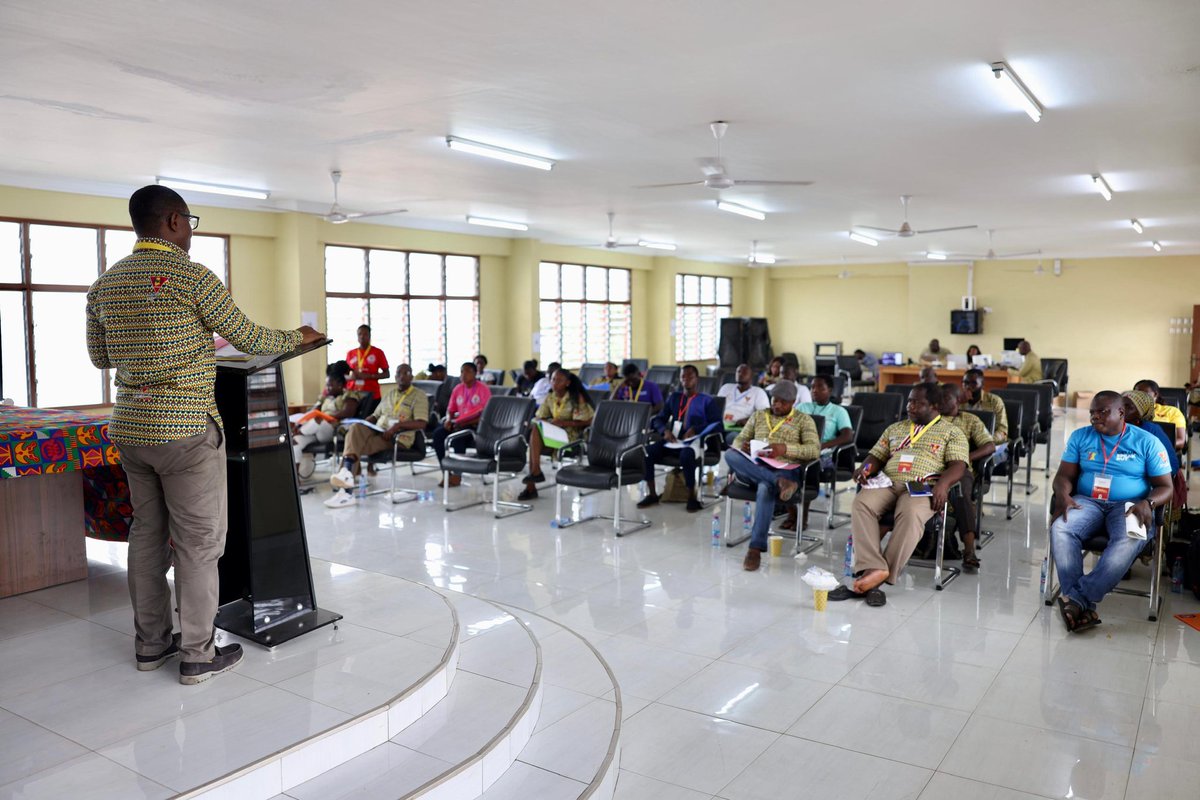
left=1092, top=173, right=1113, bottom=201
left=466, top=215, right=528, bottom=231
left=749, top=253, right=776, bottom=264
left=716, top=201, right=766, bottom=221
left=925, top=251, right=948, bottom=261
left=637, top=240, right=676, bottom=251
left=445, top=136, right=554, bottom=171
left=989, top=61, right=1044, bottom=122
left=1130, top=219, right=1144, bottom=234
left=848, top=231, right=879, bottom=247
left=1152, top=241, right=1162, bottom=252
left=156, top=177, right=269, bottom=200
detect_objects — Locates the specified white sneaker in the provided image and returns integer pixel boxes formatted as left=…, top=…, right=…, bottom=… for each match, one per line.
left=324, top=489, right=357, bottom=508
left=330, top=467, right=355, bottom=489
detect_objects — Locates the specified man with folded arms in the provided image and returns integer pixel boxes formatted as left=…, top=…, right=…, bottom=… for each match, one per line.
left=1050, top=391, right=1171, bottom=633
left=832, top=382, right=968, bottom=606
left=717, top=363, right=770, bottom=445
left=724, top=380, right=820, bottom=571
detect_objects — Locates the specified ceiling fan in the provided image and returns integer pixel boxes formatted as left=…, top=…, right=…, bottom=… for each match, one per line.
left=637, top=121, right=814, bottom=191
left=588, top=212, right=641, bottom=249
left=854, top=195, right=977, bottom=238
left=320, top=170, right=408, bottom=224
left=948, top=229, right=1041, bottom=260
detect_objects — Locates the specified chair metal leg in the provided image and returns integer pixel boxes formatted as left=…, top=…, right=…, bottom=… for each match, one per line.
left=443, top=471, right=488, bottom=512
left=906, top=506, right=959, bottom=590
left=724, top=495, right=750, bottom=547
left=598, top=476, right=651, bottom=537
left=490, top=459, right=532, bottom=519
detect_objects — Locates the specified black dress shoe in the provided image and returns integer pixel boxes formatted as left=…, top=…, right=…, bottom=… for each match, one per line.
left=637, top=494, right=660, bottom=508
left=686, top=496, right=702, bottom=512
left=136, top=632, right=181, bottom=671
left=828, top=585, right=866, bottom=602
left=179, top=643, right=244, bottom=685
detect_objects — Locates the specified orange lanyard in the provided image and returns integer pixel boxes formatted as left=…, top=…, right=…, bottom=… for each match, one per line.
left=677, top=392, right=696, bottom=422
left=1098, top=425, right=1126, bottom=475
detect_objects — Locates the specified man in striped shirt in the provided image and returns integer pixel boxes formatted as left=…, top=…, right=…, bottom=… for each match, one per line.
left=86, top=185, right=322, bottom=685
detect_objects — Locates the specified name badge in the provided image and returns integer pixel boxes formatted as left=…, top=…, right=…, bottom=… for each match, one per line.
left=897, top=453, right=916, bottom=474
left=1092, top=474, right=1112, bottom=500
left=672, top=420, right=683, bottom=437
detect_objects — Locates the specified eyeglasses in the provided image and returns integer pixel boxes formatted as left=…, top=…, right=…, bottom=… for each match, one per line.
left=174, top=212, right=200, bottom=230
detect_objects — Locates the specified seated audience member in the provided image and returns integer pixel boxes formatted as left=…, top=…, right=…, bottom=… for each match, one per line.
left=1050, top=391, right=1171, bottom=632
left=962, top=368, right=1009, bottom=456
left=638, top=365, right=722, bottom=512
left=1122, top=391, right=1180, bottom=474
left=591, top=362, right=620, bottom=386
left=1007, top=339, right=1041, bottom=384
left=939, top=384, right=996, bottom=572
left=854, top=348, right=878, bottom=379
left=531, top=361, right=561, bottom=404
left=432, top=362, right=492, bottom=486
left=416, top=363, right=447, bottom=381
left=831, top=382, right=968, bottom=606
left=518, top=370, right=594, bottom=500
left=776, top=363, right=814, bottom=404
left=515, top=359, right=543, bottom=396
left=918, top=365, right=938, bottom=384
left=920, top=338, right=946, bottom=365
left=759, top=357, right=784, bottom=389
left=797, top=375, right=855, bottom=469
left=725, top=379, right=821, bottom=571
left=717, top=363, right=770, bottom=445
left=1133, top=379, right=1187, bottom=450
left=292, top=361, right=361, bottom=468
left=610, top=362, right=664, bottom=413
left=474, top=354, right=495, bottom=384
left=325, top=364, right=430, bottom=507
left=965, top=344, right=982, bottom=362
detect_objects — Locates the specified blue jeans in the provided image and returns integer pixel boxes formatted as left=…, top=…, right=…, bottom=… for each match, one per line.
left=1050, top=495, right=1152, bottom=611
left=993, top=442, right=1008, bottom=465
left=725, top=449, right=794, bottom=551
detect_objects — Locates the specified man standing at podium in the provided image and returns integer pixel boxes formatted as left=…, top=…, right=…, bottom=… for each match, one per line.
left=86, top=185, right=323, bottom=685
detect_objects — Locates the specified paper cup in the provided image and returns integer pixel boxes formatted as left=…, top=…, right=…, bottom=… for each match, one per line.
left=813, top=588, right=828, bottom=611
left=768, top=535, right=784, bottom=557
left=1124, top=501, right=1147, bottom=539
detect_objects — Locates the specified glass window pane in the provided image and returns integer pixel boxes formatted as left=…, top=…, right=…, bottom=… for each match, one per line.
left=560, top=264, right=584, bottom=301
left=325, top=246, right=366, bottom=293
left=32, top=291, right=102, bottom=406
left=445, top=300, right=479, bottom=368
left=325, top=297, right=368, bottom=365
left=0, top=290, right=28, bottom=406
left=367, top=298, right=408, bottom=371
left=559, top=301, right=584, bottom=367
left=538, top=300, right=561, bottom=365
left=29, top=224, right=98, bottom=286
left=716, top=277, right=731, bottom=306
left=368, top=249, right=406, bottom=295
left=445, top=256, right=477, bottom=297
left=585, top=267, right=608, bottom=301
left=409, top=299, right=444, bottom=368
left=683, top=274, right=699, bottom=304
left=608, top=303, right=631, bottom=361
left=675, top=274, right=683, bottom=305
left=103, top=230, right=136, bottom=271
left=189, top=235, right=227, bottom=284
left=408, top=253, right=442, bottom=296
left=585, top=303, right=610, bottom=363
left=609, top=269, right=629, bottom=303
left=700, top=276, right=715, bottom=304
left=0, top=222, right=19, bottom=284
left=539, top=262, right=559, bottom=299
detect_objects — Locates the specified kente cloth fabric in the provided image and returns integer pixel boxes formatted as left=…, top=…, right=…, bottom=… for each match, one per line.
left=0, top=406, right=120, bottom=478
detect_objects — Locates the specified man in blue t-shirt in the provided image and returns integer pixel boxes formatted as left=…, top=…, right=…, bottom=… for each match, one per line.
left=1050, top=391, right=1172, bottom=632
left=795, top=375, right=855, bottom=469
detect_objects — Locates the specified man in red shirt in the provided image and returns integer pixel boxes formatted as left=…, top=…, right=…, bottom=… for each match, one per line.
left=432, top=361, right=492, bottom=486
left=346, top=324, right=388, bottom=400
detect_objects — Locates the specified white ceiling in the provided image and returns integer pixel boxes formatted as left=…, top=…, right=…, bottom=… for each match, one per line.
left=2, top=0, right=1198, bottom=264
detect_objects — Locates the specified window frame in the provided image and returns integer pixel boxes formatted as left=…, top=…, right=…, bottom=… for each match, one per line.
left=537, top=261, right=632, bottom=369
left=674, top=273, right=732, bottom=362
left=323, top=244, right=481, bottom=369
left=0, top=216, right=230, bottom=408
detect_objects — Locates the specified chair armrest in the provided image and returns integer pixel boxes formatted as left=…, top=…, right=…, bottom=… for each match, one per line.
left=558, top=439, right=587, bottom=458
left=617, top=442, right=647, bottom=466
left=445, top=428, right=474, bottom=446
left=492, top=430, right=529, bottom=460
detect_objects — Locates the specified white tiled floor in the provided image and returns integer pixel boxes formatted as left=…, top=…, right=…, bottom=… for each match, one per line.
left=3, top=407, right=1200, bottom=799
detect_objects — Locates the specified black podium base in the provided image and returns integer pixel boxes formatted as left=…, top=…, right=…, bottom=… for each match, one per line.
left=215, top=599, right=342, bottom=648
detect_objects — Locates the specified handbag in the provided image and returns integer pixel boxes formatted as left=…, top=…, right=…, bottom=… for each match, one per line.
left=661, top=468, right=692, bottom=503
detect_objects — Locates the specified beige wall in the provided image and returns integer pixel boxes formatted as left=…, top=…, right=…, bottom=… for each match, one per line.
left=3, top=183, right=1193, bottom=406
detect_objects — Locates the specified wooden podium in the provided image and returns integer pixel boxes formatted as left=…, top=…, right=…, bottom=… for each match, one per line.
left=213, top=339, right=341, bottom=647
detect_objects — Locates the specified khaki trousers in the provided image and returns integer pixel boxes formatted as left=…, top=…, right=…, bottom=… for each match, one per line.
left=117, top=418, right=227, bottom=663
left=343, top=425, right=396, bottom=460
left=850, top=481, right=936, bottom=584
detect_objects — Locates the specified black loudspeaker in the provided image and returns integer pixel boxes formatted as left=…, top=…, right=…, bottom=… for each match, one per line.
left=746, top=318, right=771, bottom=367
left=718, top=317, right=772, bottom=370
left=719, top=318, right=744, bottom=366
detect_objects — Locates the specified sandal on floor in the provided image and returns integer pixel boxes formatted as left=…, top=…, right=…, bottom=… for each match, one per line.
left=828, top=585, right=866, bottom=601
left=865, top=588, right=887, bottom=607
left=1072, top=609, right=1102, bottom=633
left=962, top=554, right=981, bottom=574
left=1058, top=597, right=1083, bottom=632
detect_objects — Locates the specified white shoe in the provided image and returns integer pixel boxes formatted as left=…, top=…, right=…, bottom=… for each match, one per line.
left=324, top=489, right=357, bottom=508
left=330, top=467, right=355, bottom=489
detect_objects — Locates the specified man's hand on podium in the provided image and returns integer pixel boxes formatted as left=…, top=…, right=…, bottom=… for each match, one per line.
left=298, top=326, right=325, bottom=345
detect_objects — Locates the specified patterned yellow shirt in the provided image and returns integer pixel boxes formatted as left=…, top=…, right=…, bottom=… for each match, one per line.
left=536, top=393, right=595, bottom=444
left=869, top=417, right=969, bottom=482
left=374, top=385, right=430, bottom=449
left=732, top=409, right=821, bottom=464
left=86, top=239, right=302, bottom=445
left=946, top=411, right=993, bottom=451
left=965, top=391, right=1008, bottom=444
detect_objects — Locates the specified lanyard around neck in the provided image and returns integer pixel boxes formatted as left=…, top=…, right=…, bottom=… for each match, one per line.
left=1098, top=424, right=1126, bottom=474
left=768, top=410, right=794, bottom=437
left=901, top=415, right=941, bottom=449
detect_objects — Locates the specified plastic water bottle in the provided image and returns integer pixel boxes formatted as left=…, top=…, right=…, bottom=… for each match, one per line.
left=1172, top=557, right=1185, bottom=594
left=844, top=533, right=854, bottom=577
left=742, top=502, right=752, bottom=536
left=1039, top=556, right=1048, bottom=596
left=355, top=474, right=368, bottom=499
left=711, top=510, right=722, bottom=547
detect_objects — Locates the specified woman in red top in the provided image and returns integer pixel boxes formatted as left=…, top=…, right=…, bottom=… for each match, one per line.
left=346, top=324, right=389, bottom=400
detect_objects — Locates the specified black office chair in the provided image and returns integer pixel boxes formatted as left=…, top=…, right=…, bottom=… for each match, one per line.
left=433, top=377, right=459, bottom=419
left=554, top=401, right=652, bottom=536
left=819, top=405, right=864, bottom=529
left=587, top=388, right=610, bottom=407
left=836, top=354, right=874, bottom=389
left=1159, top=387, right=1187, bottom=413
left=722, top=439, right=822, bottom=554
left=489, top=386, right=513, bottom=397
left=441, top=396, right=536, bottom=517
left=884, top=383, right=913, bottom=404
left=867, top=484, right=959, bottom=590
left=481, top=368, right=505, bottom=386
left=982, top=400, right=1024, bottom=520
left=994, top=388, right=1040, bottom=493
left=852, top=392, right=904, bottom=462
left=646, top=365, right=681, bottom=394
left=578, top=364, right=605, bottom=386
left=1004, top=382, right=1055, bottom=475
left=695, top=376, right=720, bottom=395
left=622, top=358, right=649, bottom=373
left=656, top=397, right=726, bottom=508
left=1040, top=357, right=1068, bottom=397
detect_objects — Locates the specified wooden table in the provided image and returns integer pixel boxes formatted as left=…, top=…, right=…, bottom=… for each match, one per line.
left=876, top=366, right=1020, bottom=392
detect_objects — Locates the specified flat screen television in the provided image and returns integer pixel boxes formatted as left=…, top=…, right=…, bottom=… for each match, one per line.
left=1003, top=337, right=1024, bottom=350
left=951, top=310, right=981, bottom=335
